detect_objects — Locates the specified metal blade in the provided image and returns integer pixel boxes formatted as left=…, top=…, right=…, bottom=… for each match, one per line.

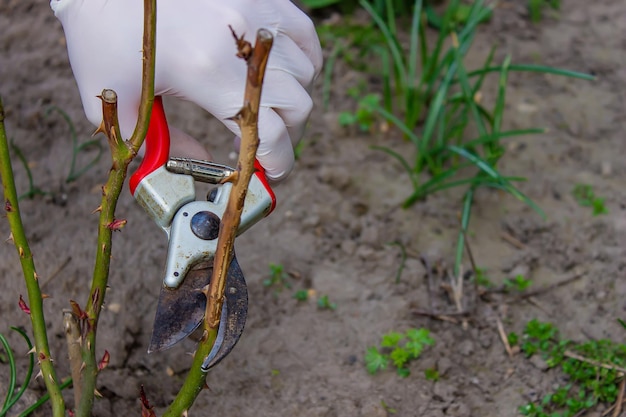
left=149, top=255, right=248, bottom=362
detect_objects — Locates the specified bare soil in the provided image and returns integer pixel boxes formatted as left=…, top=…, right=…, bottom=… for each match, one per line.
left=1, top=1, right=625, bottom=416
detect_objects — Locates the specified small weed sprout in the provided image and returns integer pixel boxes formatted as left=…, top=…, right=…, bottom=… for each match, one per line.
left=263, top=263, right=292, bottom=292
left=424, top=367, right=440, bottom=381
left=572, top=184, right=608, bottom=216
left=527, top=0, right=560, bottom=23
left=317, top=294, right=337, bottom=310
left=338, top=93, right=381, bottom=132
left=518, top=319, right=626, bottom=416
left=365, top=328, right=435, bottom=377
left=504, top=275, right=532, bottom=292
left=293, top=290, right=309, bottom=301
left=474, top=267, right=493, bottom=288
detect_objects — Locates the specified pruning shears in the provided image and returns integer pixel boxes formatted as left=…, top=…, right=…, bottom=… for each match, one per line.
left=130, top=96, right=275, bottom=370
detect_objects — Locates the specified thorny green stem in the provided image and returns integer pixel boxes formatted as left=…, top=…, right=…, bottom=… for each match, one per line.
left=162, top=331, right=217, bottom=417
left=0, top=98, right=65, bottom=416
left=76, top=0, right=156, bottom=415
left=76, top=116, right=129, bottom=415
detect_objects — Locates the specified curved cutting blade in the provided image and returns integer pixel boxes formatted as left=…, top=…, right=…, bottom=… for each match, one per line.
left=149, top=255, right=248, bottom=366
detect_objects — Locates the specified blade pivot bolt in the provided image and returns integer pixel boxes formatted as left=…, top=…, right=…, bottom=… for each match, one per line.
left=190, top=211, right=220, bottom=240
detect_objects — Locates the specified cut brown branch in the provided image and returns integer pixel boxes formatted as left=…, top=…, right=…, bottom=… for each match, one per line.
left=204, top=28, right=274, bottom=329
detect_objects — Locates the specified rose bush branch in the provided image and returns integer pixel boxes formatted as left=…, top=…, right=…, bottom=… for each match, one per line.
left=75, top=0, right=157, bottom=415
left=0, top=98, right=65, bottom=416
left=163, top=28, right=274, bottom=417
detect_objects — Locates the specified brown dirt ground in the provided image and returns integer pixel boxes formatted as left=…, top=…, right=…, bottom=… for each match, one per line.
left=1, top=1, right=625, bottom=416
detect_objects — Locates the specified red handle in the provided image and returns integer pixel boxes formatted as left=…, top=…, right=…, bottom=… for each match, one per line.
left=129, top=96, right=170, bottom=195
left=253, top=160, right=276, bottom=214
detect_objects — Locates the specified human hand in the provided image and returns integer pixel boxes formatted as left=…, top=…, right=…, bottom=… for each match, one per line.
left=50, top=0, right=322, bottom=181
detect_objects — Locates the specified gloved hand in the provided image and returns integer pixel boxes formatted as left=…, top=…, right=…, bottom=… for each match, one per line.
left=50, top=0, right=322, bottom=181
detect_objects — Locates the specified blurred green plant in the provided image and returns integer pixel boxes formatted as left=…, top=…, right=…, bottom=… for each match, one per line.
left=293, top=289, right=309, bottom=301
left=321, top=0, right=593, bottom=276
left=10, top=140, right=49, bottom=200
left=317, top=294, right=337, bottom=310
left=10, top=107, right=103, bottom=200
left=365, top=328, right=435, bottom=377
left=572, top=184, right=608, bottom=216
left=504, top=274, right=532, bottom=292
left=517, top=319, right=626, bottom=417
left=46, top=106, right=103, bottom=184
left=263, top=263, right=292, bottom=293
left=473, top=267, right=493, bottom=288
left=528, top=0, right=560, bottom=23
left=424, top=367, right=440, bottom=381
left=0, top=327, right=35, bottom=416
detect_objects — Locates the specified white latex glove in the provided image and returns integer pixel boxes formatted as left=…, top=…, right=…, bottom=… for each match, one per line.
left=50, top=0, right=322, bottom=181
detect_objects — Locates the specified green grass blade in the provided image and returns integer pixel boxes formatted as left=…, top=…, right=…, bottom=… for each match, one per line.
left=47, top=106, right=103, bottom=184
left=451, top=32, right=487, bottom=138
left=371, top=145, right=418, bottom=190
left=322, top=42, right=342, bottom=110
left=5, top=327, right=35, bottom=414
left=472, top=45, right=496, bottom=95
left=463, top=128, right=545, bottom=149
left=17, top=378, right=73, bottom=417
left=360, top=0, right=407, bottom=89
left=466, top=64, right=595, bottom=81
left=408, top=0, right=423, bottom=84
left=493, top=55, right=512, bottom=134
left=423, top=175, right=527, bottom=197
left=454, top=187, right=474, bottom=276
left=419, top=61, right=457, bottom=170
left=9, top=140, right=48, bottom=200
left=423, top=0, right=460, bottom=84
left=447, top=145, right=502, bottom=180
left=372, top=104, right=421, bottom=145
left=458, top=0, right=491, bottom=42
left=403, top=162, right=472, bottom=207
left=385, top=0, right=396, bottom=37
left=0, top=333, right=17, bottom=415
left=371, top=46, right=394, bottom=113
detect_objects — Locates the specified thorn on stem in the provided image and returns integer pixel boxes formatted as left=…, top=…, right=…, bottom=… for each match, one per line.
left=92, top=205, right=103, bottom=214
left=6, top=232, right=14, bottom=243
left=91, top=288, right=101, bottom=307
left=140, top=385, right=157, bottom=417
left=94, top=389, right=103, bottom=398
left=18, top=246, right=24, bottom=257
left=5, top=199, right=12, bottom=212
left=229, top=25, right=253, bottom=60
left=92, top=121, right=106, bottom=137
left=33, top=271, right=39, bottom=281
left=106, top=218, right=127, bottom=231
left=98, top=350, right=111, bottom=371
left=18, top=295, right=30, bottom=315
left=70, top=300, right=86, bottom=320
